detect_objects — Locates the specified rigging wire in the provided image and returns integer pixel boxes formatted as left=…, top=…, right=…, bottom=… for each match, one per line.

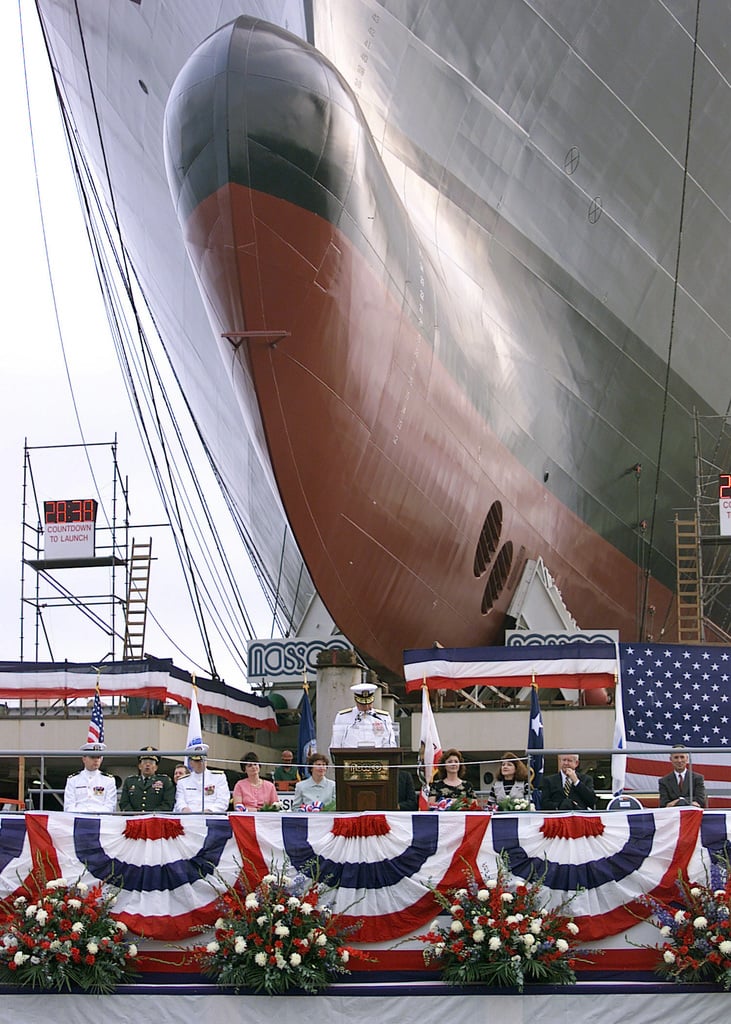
left=17, top=0, right=108, bottom=521
left=639, top=0, right=701, bottom=641
left=27, top=0, right=299, bottom=678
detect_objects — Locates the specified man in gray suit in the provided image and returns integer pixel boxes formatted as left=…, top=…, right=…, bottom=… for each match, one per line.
left=658, top=747, right=707, bottom=808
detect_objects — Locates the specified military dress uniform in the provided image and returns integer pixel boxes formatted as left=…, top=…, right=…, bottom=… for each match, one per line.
left=63, top=768, right=118, bottom=812
left=174, top=768, right=230, bottom=813
left=330, top=706, right=396, bottom=749
left=120, top=772, right=175, bottom=812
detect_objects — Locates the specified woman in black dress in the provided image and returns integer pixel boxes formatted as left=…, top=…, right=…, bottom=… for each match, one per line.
left=429, top=748, right=475, bottom=805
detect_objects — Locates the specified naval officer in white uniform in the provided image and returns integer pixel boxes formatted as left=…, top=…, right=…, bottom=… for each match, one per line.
left=330, top=683, right=396, bottom=749
left=63, top=742, right=118, bottom=812
left=174, top=743, right=230, bottom=813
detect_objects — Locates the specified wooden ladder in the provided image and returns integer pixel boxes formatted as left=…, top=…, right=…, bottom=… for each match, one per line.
left=675, top=515, right=702, bottom=643
left=123, top=538, right=153, bottom=660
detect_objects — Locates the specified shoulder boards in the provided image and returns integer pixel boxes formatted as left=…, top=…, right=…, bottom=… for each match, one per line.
left=209, top=770, right=225, bottom=775
left=67, top=770, right=80, bottom=778
left=103, top=771, right=115, bottom=778
left=337, top=707, right=353, bottom=715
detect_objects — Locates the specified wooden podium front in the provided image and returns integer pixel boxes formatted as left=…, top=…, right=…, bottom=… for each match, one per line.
left=330, top=748, right=403, bottom=811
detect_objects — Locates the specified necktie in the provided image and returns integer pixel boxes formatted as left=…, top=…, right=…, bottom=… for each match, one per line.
left=677, top=773, right=685, bottom=788
left=563, top=776, right=571, bottom=797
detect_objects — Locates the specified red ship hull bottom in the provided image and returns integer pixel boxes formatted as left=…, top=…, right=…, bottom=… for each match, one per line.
left=184, top=183, right=677, bottom=676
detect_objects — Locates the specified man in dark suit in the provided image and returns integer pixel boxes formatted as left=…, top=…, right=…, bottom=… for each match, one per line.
left=541, top=753, right=595, bottom=810
left=658, top=747, right=707, bottom=808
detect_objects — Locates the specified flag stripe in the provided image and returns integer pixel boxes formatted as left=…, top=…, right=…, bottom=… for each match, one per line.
left=403, top=644, right=617, bottom=692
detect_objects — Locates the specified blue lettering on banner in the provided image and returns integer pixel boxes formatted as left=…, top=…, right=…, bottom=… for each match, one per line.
left=248, top=638, right=351, bottom=684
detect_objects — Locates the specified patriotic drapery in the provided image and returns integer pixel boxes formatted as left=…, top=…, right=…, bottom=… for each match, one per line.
left=403, top=644, right=617, bottom=692
left=0, top=659, right=277, bottom=730
left=1, top=808, right=725, bottom=951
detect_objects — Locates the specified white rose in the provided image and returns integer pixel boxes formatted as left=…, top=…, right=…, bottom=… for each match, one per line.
left=477, top=889, right=490, bottom=902
left=556, top=939, right=569, bottom=952
left=274, top=925, right=290, bottom=937
left=719, top=940, right=731, bottom=955
left=530, top=920, right=542, bottom=934
left=566, top=922, right=579, bottom=935
left=234, top=937, right=247, bottom=954
left=663, top=950, right=676, bottom=964
left=287, top=897, right=301, bottom=908
left=450, top=920, right=464, bottom=934
left=127, top=944, right=138, bottom=958
left=35, top=909, right=48, bottom=926
left=693, top=917, right=708, bottom=930
left=115, top=921, right=128, bottom=933
left=674, top=910, right=686, bottom=923
left=206, top=941, right=220, bottom=953
left=49, top=940, right=61, bottom=951
left=13, top=951, right=28, bottom=965
left=257, top=915, right=268, bottom=926
left=214, top=917, right=225, bottom=930
left=76, top=883, right=88, bottom=893
left=13, top=897, right=26, bottom=906
left=340, top=949, right=350, bottom=963
left=316, top=934, right=328, bottom=946
left=449, top=904, right=461, bottom=915
left=262, top=874, right=277, bottom=884
left=485, top=879, right=497, bottom=890
left=500, top=893, right=513, bottom=903
left=488, top=937, right=501, bottom=951
left=71, top=922, right=84, bottom=934
left=289, top=953, right=302, bottom=966
left=25, top=905, right=37, bottom=918
left=660, top=926, right=671, bottom=937
left=522, top=934, right=535, bottom=946
left=472, top=929, right=485, bottom=943
left=254, top=952, right=267, bottom=967
left=86, top=942, right=99, bottom=955
left=300, top=903, right=313, bottom=916
left=67, top=900, right=82, bottom=910
left=245, top=895, right=259, bottom=910
left=690, top=887, right=701, bottom=897
left=274, top=904, right=286, bottom=913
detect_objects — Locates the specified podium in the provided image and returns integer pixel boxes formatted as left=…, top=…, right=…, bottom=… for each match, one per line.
left=330, top=748, right=404, bottom=811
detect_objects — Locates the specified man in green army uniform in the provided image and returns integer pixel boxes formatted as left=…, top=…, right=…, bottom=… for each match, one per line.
left=120, top=746, right=175, bottom=812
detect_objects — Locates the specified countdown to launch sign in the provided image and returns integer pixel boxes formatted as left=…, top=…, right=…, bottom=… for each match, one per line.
left=43, top=499, right=98, bottom=560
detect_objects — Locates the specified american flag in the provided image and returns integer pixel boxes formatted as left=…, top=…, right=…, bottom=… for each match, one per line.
left=87, top=689, right=105, bottom=746
left=619, top=642, right=731, bottom=792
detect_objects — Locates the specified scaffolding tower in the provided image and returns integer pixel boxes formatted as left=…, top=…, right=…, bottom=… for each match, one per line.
left=674, top=411, right=731, bottom=643
left=19, top=437, right=145, bottom=662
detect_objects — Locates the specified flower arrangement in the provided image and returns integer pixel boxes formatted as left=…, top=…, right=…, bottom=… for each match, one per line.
left=419, top=858, right=581, bottom=989
left=259, top=802, right=284, bottom=812
left=432, top=796, right=484, bottom=811
left=496, top=797, right=533, bottom=811
left=193, top=865, right=367, bottom=993
left=0, top=878, right=138, bottom=993
left=298, top=799, right=337, bottom=812
left=639, top=862, right=731, bottom=987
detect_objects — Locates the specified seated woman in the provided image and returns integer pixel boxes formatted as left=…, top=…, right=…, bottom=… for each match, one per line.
left=232, top=752, right=278, bottom=811
left=429, top=749, right=475, bottom=805
left=292, top=753, right=336, bottom=811
left=487, top=752, right=530, bottom=807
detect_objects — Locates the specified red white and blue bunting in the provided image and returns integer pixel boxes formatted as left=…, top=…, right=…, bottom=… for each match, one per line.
left=0, top=809, right=721, bottom=950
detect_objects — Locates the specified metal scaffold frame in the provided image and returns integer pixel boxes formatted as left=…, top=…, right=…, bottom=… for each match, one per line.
left=675, top=411, right=731, bottom=643
left=19, top=437, right=130, bottom=662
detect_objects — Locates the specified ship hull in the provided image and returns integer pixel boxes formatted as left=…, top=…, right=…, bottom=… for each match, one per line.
left=37, top=1, right=731, bottom=679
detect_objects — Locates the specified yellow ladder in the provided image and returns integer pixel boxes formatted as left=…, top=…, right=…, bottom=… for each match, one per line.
left=675, top=515, right=701, bottom=643
left=123, top=538, right=153, bottom=660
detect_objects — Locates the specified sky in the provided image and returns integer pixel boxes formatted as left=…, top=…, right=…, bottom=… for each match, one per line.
left=0, top=1, right=272, bottom=690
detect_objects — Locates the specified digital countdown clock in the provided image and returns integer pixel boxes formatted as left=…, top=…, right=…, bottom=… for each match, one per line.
left=43, top=498, right=98, bottom=560
left=43, top=499, right=98, bottom=524
left=719, top=475, right=731, bottom=537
